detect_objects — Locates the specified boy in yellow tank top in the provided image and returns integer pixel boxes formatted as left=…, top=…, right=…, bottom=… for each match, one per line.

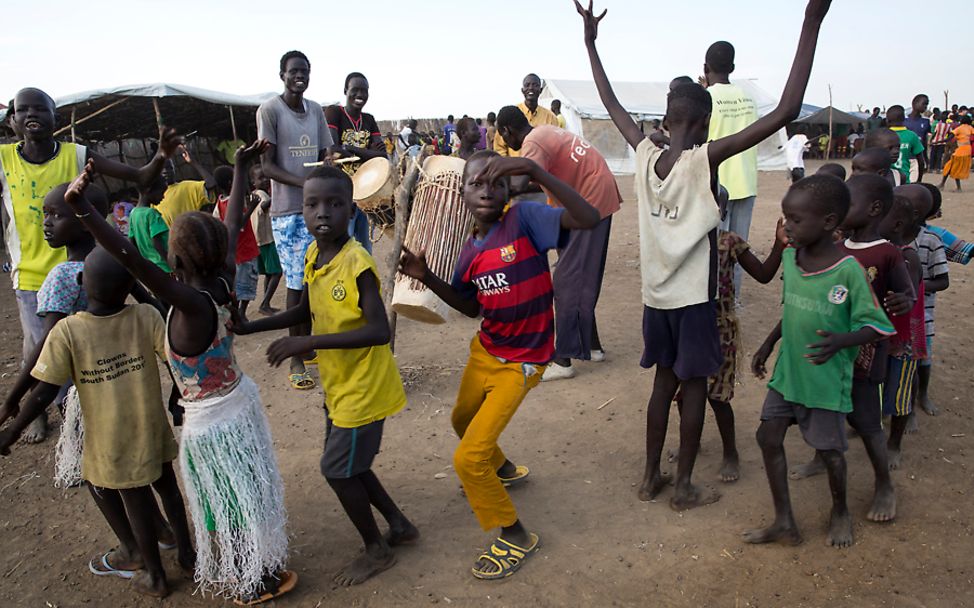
left=0, top=88, right=181, bottom=443
left=236, top=164, right=417, bottom=587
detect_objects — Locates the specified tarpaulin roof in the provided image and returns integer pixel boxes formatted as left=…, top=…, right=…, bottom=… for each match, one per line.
left=1, top=83, right=279, bottom=141
left=544, top=78, right=788, bottom=121
left=794, top=106, right=863, bottom=126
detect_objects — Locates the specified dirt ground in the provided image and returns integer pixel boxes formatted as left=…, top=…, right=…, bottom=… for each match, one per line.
left=1, top=160, right=972, bottom=607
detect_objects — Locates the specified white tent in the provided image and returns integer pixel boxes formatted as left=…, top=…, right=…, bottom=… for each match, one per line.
left=540, top=79, right=789, bottom=174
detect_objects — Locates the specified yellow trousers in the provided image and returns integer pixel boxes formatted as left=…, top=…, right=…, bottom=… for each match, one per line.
left=452, top=335, right=542, bottom=530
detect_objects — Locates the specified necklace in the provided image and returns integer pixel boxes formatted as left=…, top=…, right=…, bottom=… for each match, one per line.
left=342, top=106, right=364, bottom=132
left=17, top=140, right=61, bottom=165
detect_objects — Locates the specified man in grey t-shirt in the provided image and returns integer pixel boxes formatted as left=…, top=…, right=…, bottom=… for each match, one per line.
left=256, top=49, right=332, bottom=390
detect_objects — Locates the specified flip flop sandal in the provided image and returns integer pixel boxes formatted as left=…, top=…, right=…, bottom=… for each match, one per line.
left=158, top=541, right=177, bottom=551
left=288, top=371, right=316, bottom=390
left=471, top=533, right=541, bottom=580
left=303, top=355, right=318, bottom=366
left=499, top=465, right=530, bottom=487
left=89, top=551, right=137, bottom=579
left=233, top=570, right=298, bottom=606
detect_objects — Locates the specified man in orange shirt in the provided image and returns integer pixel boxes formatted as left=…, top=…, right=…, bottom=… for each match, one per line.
left=496, top=105, right=621, bottom=380
left=493, top=74, right=560, bottom=157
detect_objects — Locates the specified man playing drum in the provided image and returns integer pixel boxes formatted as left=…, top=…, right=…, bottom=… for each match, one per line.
left=495, top=105, right=621, bottom=381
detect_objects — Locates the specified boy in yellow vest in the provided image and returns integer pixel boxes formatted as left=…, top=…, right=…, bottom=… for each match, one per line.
left=0, top=87, right=181, bottom=442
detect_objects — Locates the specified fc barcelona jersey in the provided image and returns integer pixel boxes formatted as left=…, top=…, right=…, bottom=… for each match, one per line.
left=451, top=202, right=567, bottom=364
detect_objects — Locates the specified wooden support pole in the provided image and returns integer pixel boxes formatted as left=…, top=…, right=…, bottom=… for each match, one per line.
left=228, top=105, right=238, bottom=141
left=70, top=108, right=77, bottom=143
left=152, top=98, right=163, bottom=131
left=53, top=97, right=129, bottom=136
left=826, top=85, right=833, bottom=161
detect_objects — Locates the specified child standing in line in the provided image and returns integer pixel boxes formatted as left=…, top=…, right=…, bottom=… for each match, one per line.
left=576, top=0, right=832, bottom=510
left=922, top=183, right=973, bottom=264
left=863, top=128, right=903, bottom=186
left=212, top=166, right=261, bottom=322
left=249, top=163, right=283, bottom=315
left=63, top=148, right=294, bottom=604
left=880, top=195, right=926, bottom=469
left=787, top=175, right=913, bottom=524
left=237, top=165, right=417, bottom=587
left=0, top=247, right=194, bottom=599
left=748, top=175, right=894, bottom=548
left=399, top=150, right=600, bottom=579
left=886, top=105, right=925, bottom=185
left=900, top=184, right=948, bottom=419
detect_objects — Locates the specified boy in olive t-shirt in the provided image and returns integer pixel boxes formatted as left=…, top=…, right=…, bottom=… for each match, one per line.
left=747, top=176, right=893, bottom=550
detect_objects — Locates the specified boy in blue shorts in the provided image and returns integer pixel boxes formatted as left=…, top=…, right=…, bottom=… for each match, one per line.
left=577, top=0, right=833, bottom=509
left=749, top=175, right=894, bottom=548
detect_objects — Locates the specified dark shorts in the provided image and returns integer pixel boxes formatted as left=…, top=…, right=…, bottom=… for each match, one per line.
left=761, top=389, right=848, bottom=452
left=882, top=356, right=917, bottom=417
left=846, top=379, right=883, bottom=437
left=640, top=302, right=722, bottom=380
left=321, top=418, right=385, bottom=479
left=257, top=243, right=282, bottom=276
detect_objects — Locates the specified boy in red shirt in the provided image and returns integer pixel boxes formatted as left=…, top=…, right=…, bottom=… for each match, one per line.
left=399, top=150, right=598, bottom=580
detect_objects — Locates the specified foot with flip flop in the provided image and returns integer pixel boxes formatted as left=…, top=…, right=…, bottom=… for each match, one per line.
left=233, top=570, right=299, bottom=606
left=288, top=354, right=317, bottom=390
left=471, top=522, right=541, bottom=580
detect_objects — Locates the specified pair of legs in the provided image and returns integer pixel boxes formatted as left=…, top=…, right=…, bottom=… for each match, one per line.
left=271, top=215, right=317, bottom=387
left=886, top=355, right=920, bottom=470
left=916, top=363, right=938, bottom=416
left=258, top=272, right=282, bottom=315
left=88, top=462, right=194, bottom=597
left=790, top=381, right=896, bottom=522
left=672, top=396, right=740, bottom=483
left=325, top=470, right=418, bottom=586
left=719, top=196, right=756, bottom=298
left=550, top=216, right=612, bottom=369
left=453, top=338, right=542, bottom=576
left=745, top=418, right=852, bottom=548
left=15, top=289, right=50, bottom=443
left=639, top=368, right=719, bottom=510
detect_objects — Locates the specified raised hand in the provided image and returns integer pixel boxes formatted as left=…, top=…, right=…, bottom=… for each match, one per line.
left=234, top=139, right=270, bottom=166
left=179, top=145, right=192, bottom=164
left=774, top=217, right=789, bottom=247
left=398, top=246, right=430, bottom=282
left=158, top=126, right=184, bottom=159
left=64, top=159, right=96, bottom=207
left=573, top=0, right=606, bottom=44
left=805, top=0, right=832, bottom=22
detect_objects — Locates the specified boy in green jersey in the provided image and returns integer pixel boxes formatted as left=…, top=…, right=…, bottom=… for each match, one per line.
left=747, top=175, right=894, bottom=549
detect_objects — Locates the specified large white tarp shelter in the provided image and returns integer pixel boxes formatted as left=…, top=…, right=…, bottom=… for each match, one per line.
left=540, top=79, right=791, bottom=174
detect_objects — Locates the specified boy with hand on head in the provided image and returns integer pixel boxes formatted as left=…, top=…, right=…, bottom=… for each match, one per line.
left=879, top=194, right=926, bottom=469
left=235, top=165, right=417, bottom=587
left=0, top=247, right=195, bottom=599
left=577, top=0, right=832, bottom=510
left=399, top=150, right=600, bottom=579
left=886, top=105, right=925, bottom=184
left=748, top=176, right=894, bottom=548
left=787, top=174, right=913, bottom=524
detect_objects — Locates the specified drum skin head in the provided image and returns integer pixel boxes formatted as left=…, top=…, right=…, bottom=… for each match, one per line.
left=353, top=157, right=393, bottom=202
left=422, top=155, right=466, bottom=176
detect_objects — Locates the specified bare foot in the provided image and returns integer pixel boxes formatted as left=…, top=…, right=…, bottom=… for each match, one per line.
left=669, top=484, right=720, bottom=511
left=826, top=509, right=854, bottom=548
left=919, top=395, right=939, bottom=416
left=20, top=415, right=48, bottom=444
left=866, top=484, right=896, bottom=523
left=905, top=412, right=919, bottom=434
left=333, top=545, right=396, bottom=586
left=718, top=455, right=740, bottom=483
left=888, top=447, right=902, bottom=470
left=637, top=472, right=671, bottom=502
left=788, top=456, right=825, bottom=480
left=385, top=521, right=420, bottom=547
left=130, top=571, right=169, bottom=598
left=258, top=305, right=280, bottom=316
left=742, top=522, right=803, bottom=546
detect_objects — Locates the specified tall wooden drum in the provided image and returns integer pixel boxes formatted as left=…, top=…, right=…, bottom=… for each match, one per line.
left=392, top=155, right=471, bottom=324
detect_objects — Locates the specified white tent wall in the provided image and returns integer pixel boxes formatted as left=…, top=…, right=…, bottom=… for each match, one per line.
left=541, top=79, right=788, bottom=175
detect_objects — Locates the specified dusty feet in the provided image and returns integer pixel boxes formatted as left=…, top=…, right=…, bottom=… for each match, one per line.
left=905, top=412, right=919, bottom=434
left=718, top=454, right=740, bottom=483
left=258, top=305, right=280, bottom=316
left=131, top=571, right=169, bottom=598
left=20, top=415, right=48, bottom=444
left=866, top=484, right=896, bottom=523
left=919, top=395, right=939, bottom=416
left=384, top=521, right=420, bottom=547
left=788, top=456, right=825, bottom=480
left=669, top=484, right=720, bottom=511
left=333, top=544, right=396, bottom=586
left=827, top=509, right=854, bottom=548
left=888, top=447, right=903, bottom=470
left=742, top=521, right=803, bottom=546
left=637, top=471, right=671, bottom=501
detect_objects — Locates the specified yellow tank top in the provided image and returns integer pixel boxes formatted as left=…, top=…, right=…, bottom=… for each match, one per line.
left=0, top=142, right=86, bottom=290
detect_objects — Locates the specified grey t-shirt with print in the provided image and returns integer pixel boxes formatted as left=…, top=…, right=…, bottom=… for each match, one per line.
left=256, top=96, right=333, bottom=217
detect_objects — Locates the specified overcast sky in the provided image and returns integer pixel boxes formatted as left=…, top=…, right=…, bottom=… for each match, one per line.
left=1, top=0, right=963, bottom=119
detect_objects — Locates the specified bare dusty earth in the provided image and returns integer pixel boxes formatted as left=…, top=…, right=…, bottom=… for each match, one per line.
left=1, top=161, right=972, bottom=607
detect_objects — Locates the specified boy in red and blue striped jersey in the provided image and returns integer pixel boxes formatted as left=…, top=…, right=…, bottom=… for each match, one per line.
left=400, top=150, right=599, bottom=580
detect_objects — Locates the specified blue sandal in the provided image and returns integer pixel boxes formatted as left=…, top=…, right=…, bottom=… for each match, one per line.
left=471, top=533, right=541, bottom=580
